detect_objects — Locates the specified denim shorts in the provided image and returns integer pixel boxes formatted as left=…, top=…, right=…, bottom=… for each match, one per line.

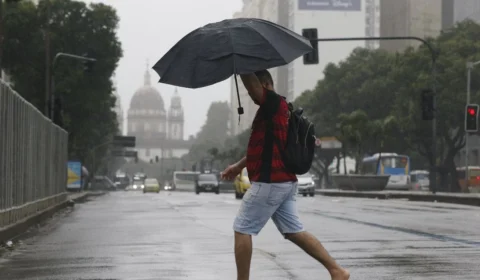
left=233, top=181, right=304, bottom=236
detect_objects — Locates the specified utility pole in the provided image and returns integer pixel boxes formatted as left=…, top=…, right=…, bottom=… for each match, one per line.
left=465, top=60, right=480, bottom=189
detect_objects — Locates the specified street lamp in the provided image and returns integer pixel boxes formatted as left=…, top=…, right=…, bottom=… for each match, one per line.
left=49, top=52, right=96, bottom=119
left=464, top=60, right=480, bottom=188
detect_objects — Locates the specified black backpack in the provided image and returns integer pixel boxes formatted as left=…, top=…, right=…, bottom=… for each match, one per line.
left=271, top=98, right=316, bottom=175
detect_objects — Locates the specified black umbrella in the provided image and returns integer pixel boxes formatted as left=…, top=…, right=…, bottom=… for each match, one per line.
left=153, top=18, right=313, bottom=115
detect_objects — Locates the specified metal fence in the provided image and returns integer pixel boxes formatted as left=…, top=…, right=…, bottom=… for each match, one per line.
left=0, top=79, right=68, bottom=227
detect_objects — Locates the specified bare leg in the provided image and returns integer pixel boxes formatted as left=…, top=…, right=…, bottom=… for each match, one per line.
left=286, top=231, right=350, bottom=280
left=234, top=231, right=253, bottom=280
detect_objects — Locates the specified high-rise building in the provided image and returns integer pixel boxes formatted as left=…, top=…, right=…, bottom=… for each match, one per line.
left=442, top=0, right=480, bottom=29
left=379, top=0, right=442, bottom=52
left=288, top=0, right=367, bottom=100
left=365, top=0, right=380, bottom=49
left=378, top=0, right=480, bottom=52
left=230, top=0, right=368, bottom=135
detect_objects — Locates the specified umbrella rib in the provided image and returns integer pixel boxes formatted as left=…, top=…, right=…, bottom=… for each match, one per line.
left=243, top=24, right=287, bottom=65
left=227, top=28, right=237, bottom=73
left=253, top=19, right=310, bottom=44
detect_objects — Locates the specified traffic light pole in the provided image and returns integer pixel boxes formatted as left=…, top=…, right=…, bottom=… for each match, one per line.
left=49, top=53, right=96, bottom=119
left=313, top=36, right=439, bottom=193
left=465, top=60, right=480, bottom=188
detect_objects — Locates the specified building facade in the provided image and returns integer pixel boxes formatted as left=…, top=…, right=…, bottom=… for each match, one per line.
left=289, top=0, right=367, bottom=100
left=442, top=0, right=480, bottom=29
left=127, top=64, right=191, bottom=162
left=379, top=0, right=442, bottom=52
left=365, top=0, right=380, bottom=49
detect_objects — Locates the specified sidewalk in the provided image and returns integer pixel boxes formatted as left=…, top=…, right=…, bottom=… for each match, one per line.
left=67, top=190, right=106, bottom=202
left=316, top=189, right=480, bottom=207
left=1, top=191, right=106, bottom=244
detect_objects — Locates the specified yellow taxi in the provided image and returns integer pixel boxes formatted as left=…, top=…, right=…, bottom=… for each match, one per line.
left=143, top=178, right=160, bottom=194
left=234, top=168, right=251, bottom=199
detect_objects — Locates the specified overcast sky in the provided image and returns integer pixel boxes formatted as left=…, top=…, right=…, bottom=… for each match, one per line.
left=87, top=0, right=243, bottom=138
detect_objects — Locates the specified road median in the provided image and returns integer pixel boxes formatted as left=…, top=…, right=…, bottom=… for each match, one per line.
left=316, top=189, right=480, bottom=207
left=0, top=191, right=106, bottom=244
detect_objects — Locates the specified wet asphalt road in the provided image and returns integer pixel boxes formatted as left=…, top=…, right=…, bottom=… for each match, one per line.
left=0, top=191, right=479, bottom=280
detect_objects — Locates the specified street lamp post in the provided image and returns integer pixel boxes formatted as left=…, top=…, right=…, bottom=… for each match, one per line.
left=49, top=52, right=96, bottom=119
left=464, top=60, right=480, bottom=188
left=313, top=36, right=439, bottom=193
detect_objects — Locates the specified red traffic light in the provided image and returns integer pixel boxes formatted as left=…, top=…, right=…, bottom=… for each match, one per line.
left=466, top=104, right=479, bottom=132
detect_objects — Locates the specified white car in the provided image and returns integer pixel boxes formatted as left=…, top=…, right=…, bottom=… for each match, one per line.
left=297, top=173, right=316, bottom=197
left=129, top=179, right=145, bottom=191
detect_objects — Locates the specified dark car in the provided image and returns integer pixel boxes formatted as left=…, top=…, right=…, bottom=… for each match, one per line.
left=195, top=173, right=220, bottom=195
left=114, top=174, right=130, bottom=190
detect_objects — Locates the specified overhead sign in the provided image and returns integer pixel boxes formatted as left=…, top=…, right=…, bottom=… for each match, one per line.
left=298, top=0, right=361, bottom=11
left=67, top=161, right=82, bottom=189
left=112, top=150, right=138, bottom=158
left=113, top=136, right=136, bottom=147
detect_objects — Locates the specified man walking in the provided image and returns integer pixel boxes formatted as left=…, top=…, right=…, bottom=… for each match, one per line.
left=221, top=70, right=350, bottom=280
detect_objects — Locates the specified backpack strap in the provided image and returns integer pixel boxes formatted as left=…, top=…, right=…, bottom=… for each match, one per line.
left=263, top=95, right=288, bottom=162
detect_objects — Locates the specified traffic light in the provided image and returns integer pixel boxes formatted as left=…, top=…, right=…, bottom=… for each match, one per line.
left=83, top=60, right=95, bottom=73
left=421, top=89, right=435, bottom=120
left=465, top=104, right=479, bottom=132
left=302, top=28, right=319, bottom=65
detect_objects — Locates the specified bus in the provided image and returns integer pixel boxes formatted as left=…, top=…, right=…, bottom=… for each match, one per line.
left=173, top=171, right=200, bottom=191
left=362, top=153, right=410, bottom=190
left=456, top=166, right=480, bottom=192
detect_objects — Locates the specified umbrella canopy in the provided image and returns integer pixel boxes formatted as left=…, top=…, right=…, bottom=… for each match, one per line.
left=152, top=18, right=313, bottom=89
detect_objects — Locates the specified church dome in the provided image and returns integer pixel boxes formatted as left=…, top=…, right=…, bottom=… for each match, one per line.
left=129, top=63, right=165, bottom=112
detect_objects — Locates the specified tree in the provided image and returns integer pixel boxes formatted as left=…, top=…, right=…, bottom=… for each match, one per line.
left=185, top=101, right=230, bottom=167
left=392, top=20, right=480, bottom=191
left=295, top=48, right=405, bottom=179
left=337, top=110, right=371, bottom=173
left=2, top=0, right=123, bottom=173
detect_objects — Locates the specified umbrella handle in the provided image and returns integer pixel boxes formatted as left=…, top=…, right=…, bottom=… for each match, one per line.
left=234, top=74, right=244, bottom=124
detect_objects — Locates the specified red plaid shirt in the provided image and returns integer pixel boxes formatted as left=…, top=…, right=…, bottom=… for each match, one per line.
left=246, top=89, right=297, bottom=183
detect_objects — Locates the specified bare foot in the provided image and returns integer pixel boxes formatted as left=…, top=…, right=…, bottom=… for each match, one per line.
left=330, top=268, right=350, bottom=280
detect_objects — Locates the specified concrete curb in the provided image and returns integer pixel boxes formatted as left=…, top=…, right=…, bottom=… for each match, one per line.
left=0, top=191, right=106, bottom=244
left=316, top=190, right=480, bottom=207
